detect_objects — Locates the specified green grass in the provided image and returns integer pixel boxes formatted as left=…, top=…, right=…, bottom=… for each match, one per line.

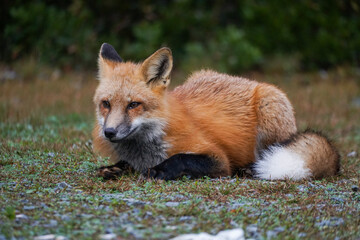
left=0, top=66, right=359, bottom=239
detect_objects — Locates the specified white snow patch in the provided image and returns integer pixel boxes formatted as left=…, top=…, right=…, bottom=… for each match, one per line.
left=99, top=234, right=117, bottom=240
left=34, top=235, right=67, bottom=240
left=254, top=146, right=311, bottom=180
left=170, top=228, right=244, bottom=240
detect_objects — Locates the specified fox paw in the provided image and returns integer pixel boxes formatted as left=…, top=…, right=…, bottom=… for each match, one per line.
left=97, top=166, right=124, bottom=180
left=146, top=168, right=175, bottom=180
left=97, top=161, right=134, bottom=180
left=146, top=163, right=182, bottom=181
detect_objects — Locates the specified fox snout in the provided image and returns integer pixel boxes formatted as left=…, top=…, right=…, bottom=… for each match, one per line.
left=103, top=123, right=137, bottom=142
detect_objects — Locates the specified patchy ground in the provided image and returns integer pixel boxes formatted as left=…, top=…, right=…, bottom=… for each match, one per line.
left=0, top=67, right=359, bottom=239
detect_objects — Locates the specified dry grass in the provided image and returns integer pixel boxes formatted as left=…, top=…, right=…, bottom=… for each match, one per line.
left=0, top=71, right=97, bottom=123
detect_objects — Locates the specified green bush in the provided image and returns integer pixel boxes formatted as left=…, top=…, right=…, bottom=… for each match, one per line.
left=5, top=1, right=99, bottom=69
left=2, top=0, right=359, bottom=72
left=209, top=26, right=262, bottom=72
left=241, top=0, right=360, bottom=69
left=122, top=21, right=164, bottom=61
left=182, top=26, right=262, bottom=73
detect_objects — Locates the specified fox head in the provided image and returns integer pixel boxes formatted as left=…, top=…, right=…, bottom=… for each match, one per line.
left=94, top=43, right=173, bottom=142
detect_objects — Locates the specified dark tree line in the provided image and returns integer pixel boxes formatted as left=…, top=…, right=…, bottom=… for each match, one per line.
left=2, top=0, right=359, bottom=72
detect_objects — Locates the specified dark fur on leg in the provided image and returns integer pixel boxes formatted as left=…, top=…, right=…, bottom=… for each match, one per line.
left=97, top=161, right=134, bottom=180
left=146, top=154, right=225, bottom=180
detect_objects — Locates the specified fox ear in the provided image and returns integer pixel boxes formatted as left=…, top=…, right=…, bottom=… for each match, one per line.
left=141, top=47, right=173, bottom=88
left=98, top=43, right=122, bottom=79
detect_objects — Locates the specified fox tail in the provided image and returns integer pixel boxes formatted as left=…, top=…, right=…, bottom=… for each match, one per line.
left=254, top=130, right=340, bottom=180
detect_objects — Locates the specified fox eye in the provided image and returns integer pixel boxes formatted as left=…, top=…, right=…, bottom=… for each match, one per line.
left=127, top=102, right=141, bottom=110
left=102, top=100, right=110, bottom=109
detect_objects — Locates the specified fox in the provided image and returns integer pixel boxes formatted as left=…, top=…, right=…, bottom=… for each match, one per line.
left=93, top=43, right=340, bottom=181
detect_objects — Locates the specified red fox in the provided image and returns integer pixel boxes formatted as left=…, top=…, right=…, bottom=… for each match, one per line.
left=93, top=43, right=340, bottom=180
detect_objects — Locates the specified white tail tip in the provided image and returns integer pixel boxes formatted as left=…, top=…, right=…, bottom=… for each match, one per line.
left=254, top=146, right=311, bottom=180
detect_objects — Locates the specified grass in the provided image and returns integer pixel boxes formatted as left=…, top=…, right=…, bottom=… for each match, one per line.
left=0, top=64, right=359, bottom=239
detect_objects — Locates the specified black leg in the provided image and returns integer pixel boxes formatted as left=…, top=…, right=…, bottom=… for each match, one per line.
left=146, top=154, right=225, bottom=180
left=97, top=160, right=134, bottom=180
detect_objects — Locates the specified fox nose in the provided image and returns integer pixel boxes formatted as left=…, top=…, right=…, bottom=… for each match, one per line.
left=104, top=128, right=117, bottom=139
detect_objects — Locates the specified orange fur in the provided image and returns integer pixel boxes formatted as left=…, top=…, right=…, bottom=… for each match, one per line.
left=93, top=50, right=290, bottom=174
left=164, top=71, right=260, bottom=174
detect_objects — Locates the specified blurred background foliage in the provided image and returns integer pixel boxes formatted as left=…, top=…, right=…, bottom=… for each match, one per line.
left=1, top=0, right=359, bottom=73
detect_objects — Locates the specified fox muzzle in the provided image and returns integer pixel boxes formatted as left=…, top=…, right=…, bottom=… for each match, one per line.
left=103, top=123, right=137, bottom=142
